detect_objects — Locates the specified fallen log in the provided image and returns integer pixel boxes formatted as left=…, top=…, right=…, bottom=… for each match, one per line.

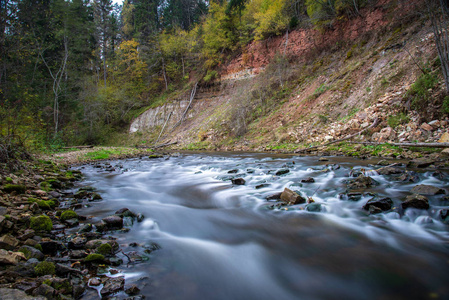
left=62, top=145, right=93, bottom=149
left=295, top=118, right=379, bottom=153
left=347, top=141, right=449, bottom=148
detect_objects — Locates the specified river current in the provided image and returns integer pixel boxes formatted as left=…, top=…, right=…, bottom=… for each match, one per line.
left=74, top=152, right=449, bottom=300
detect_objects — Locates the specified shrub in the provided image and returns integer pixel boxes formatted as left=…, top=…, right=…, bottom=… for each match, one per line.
left=407, top=72, right=439, bottom=110
left=443, top=96, right=449, bottom=114
left=387, top=112, right=409, bottom=128
left=34, top=261, right=56, bottom=276
left=30, top=215, right=53, bottom=232
left=60, top=210, right=78, bottom=221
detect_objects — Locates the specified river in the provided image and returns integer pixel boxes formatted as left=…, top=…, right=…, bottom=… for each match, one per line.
left=73, top=152, right=449, bottom=300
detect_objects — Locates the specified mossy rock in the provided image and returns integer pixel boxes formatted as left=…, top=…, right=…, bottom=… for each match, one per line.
left=84, top=253, right=105, bottom=262
left=5, top=177, right=13, bottom=183
left=60, top=210, right=78, bottom=221
left=37, top=200, right=55, bottom=210
left=34, top=261, right=56, bottom=276
left=2, top=184, right=26, bottom=194
left=96, top=243, right=113, bottom=255
left=30, top=215, right=53, bottom=232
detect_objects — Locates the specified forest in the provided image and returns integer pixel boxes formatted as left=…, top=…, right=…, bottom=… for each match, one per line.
left=0, top=0, right=389, bottom=146
left=1, top=0, right=448, bottom=155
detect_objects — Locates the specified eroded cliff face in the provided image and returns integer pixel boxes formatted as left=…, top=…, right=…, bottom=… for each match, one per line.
left=130, top=0, right=448, bottom=152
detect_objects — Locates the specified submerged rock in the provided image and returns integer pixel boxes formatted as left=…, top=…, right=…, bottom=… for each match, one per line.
left=363, top=197, right=393, bottom=213
left=266, top=192, right=282, bottom=201
left=410, top=184, right=446, bottom=196
left=301, top=177, right=315, bottom=183
left=396, top=171, right=420, bottom=183
left=305, top=203, right=321, bottom=212
left=275, top=169, right=290, bottom=176
left=402, top=194, right=429, bottom=210
left=280, top=188, right=306, bottom=205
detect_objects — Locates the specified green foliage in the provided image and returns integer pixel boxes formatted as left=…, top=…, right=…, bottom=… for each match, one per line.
left=84, top=253, right=105, bottom=262
left=30, top=215, right=53, bottom=232
left=203, top=70, right=218, bottom=83
left=97, top=243, right=113, bottom=255
left=60, top=210, right=78, bottom=221
left=34, top=261, right=56, bottom=276
left=5, top=177, right=13, bottom=183
left=387, top=112, right=409, bottom=128
left=2, top=184, right=26, bottom=194
left=442, top=96, right=449, bottom=114
left=407, top=72, right=439, bottom=110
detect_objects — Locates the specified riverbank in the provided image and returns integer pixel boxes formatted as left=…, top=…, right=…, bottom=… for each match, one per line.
left=0, top=154, right=150, bottom=299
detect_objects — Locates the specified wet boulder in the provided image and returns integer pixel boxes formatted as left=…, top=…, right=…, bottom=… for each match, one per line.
left=301, top=177, right=315, bottom=183
left=115, top=208, right=137, bottom=218
left=440, top=209, right=449, bottom=224
left=376, top=166, right=404, bottom=175
left=102, top=215, right=123, bottom=229
left=402, top=194, right=429, bottom=210
left=266, top=192, right=282, bottom=201
left=397, top=171, right=420, bottom=183
left=363, top=197, right=393, bottom=213
left=231, top=178, right=246, bottom=185
left=275, top=169, right=290, bottom=176
left=18, top=245, right=45, bottom=261
left=100, top=276, right=125, bottom=297
left=407, top=158, right=435, bottom=168
left=68, top=236, right=87, bottom=249
left=39, top=239, right=63, bottom=256
left=85, top=239, right=119, bottom=252
left=280, top=188, right=306, bottom=205
left=410, top=184, right=446, bottom=196
left=32, top=283, right=56, bottom=300
left=346, top=175, right=379, bottom=190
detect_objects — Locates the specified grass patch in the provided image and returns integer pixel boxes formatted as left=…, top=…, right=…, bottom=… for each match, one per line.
left=387, top=112, right=409, bottom=128
left=407, top=72, right=439, bottom=110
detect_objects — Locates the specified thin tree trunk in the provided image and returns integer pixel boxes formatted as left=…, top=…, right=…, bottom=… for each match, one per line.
left=162, top=57, right=168, bottom=91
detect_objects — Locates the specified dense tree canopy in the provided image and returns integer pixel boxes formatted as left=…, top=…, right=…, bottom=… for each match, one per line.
left=1, top=0, right=417, bottom=147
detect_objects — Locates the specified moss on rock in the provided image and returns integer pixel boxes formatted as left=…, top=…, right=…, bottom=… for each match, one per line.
left=60, top=210, right=78, bottom=221
left=2, top=184, right=26, bottom=194
left=84, top=253, right=105, bottom=262
left=30, top=215, right=53, bottom=232
left=34, top=261, right=56, bottom=276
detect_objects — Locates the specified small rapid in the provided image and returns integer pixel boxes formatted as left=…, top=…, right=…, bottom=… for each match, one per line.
left=74, top=152, right=449, bottom=299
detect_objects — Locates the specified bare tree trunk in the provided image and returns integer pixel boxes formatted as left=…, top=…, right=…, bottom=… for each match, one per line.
left=40, top=36, right=69, bottom=136
left=428, top=0, right=449, bottom=92
left=162, top=57, right=168, bottom=91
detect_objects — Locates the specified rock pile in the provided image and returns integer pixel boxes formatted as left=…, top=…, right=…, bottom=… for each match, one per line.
left=0, top=161, right=150, bottom=299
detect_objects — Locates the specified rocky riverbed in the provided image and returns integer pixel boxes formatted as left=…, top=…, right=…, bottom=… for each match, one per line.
left=1, top=149, right=449, bottom=299
left=0, top=158, right=149, bottom=299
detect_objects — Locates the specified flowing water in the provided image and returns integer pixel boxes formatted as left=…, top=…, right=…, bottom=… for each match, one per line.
left=74, top=152, right=449, bottom=300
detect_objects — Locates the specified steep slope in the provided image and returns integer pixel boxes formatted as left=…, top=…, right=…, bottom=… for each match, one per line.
left=130, top=0, right=448, bottom=156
